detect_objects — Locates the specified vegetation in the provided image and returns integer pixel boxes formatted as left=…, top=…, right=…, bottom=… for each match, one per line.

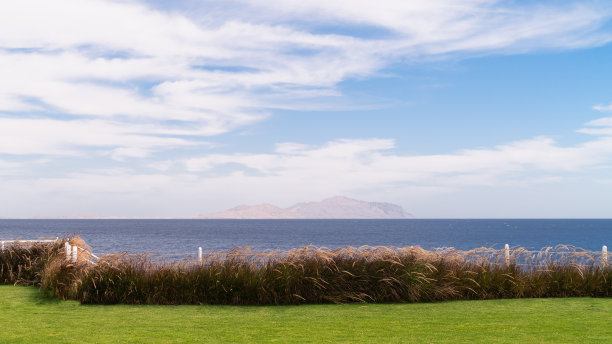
left=1, top=285, right=611, bottom=343
left=0, top=238, right=64, bottom=285
left=1, top=237, right=610, bottom=305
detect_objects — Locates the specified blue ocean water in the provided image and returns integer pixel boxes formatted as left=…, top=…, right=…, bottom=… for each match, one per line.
left=0, top=219, right=610, bottom=256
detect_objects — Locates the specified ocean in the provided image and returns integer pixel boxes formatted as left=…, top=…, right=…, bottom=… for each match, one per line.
left=0, top=219, right=610, bottom=256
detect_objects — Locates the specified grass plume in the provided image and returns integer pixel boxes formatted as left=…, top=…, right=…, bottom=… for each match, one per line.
left=76, top=245, right=611, bottom=305
left=2, top=237, right=610, bottom=305
left=0, top=238, right=66, bottom=285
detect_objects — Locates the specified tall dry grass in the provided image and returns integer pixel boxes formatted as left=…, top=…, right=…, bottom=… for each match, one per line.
left=1, top=236, right=93, bottom=299
left=3, top=236, right=610, bottom=305
left=0, top=238, right=66, bottom=285
left=75, top=245, right=612, bottom=305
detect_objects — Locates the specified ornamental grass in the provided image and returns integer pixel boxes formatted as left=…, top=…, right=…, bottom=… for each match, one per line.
left=2, top=236, right=610, bottom=305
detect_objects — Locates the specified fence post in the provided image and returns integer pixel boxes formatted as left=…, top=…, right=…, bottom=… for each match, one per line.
left=72, top=245, right=78, bottom=263
left=65, top=242, right=71, bottom=260
left=1, top=241, right=4, bottom=252
left=198, top=247, right=202, bottom=263
left=603, top=245, right=608, bottom=266
left=504, top=244, right=510, bottom=266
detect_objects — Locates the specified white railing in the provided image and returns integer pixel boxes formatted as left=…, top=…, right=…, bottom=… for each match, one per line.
left=501, top=244, right=609, bottom=268
left=192, top=244, right=612, bottom=265
left=2, top=240, right=608, bottom=267
left=0, top=238, right=101, bottom=265
left=131, top=244, right=610, bottom=265
left=64, top=243, right=100, bottom=264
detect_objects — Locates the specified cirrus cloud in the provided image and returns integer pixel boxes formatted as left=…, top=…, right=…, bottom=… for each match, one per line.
left=1, top=0, right=612, bottom=217
left=1, top=0, right=612, bottom=158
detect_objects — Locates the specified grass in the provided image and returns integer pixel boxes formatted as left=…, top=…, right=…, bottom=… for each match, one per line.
left=3, top=239, right=611, bottom=305
left=1, top=285, right=611, bottom=343
left=75, top=245, right=612, bottom=304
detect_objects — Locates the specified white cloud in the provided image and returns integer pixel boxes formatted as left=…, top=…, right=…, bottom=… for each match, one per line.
left=178, top=135, right=612, bottom=186
left=0, top=117, right=205, bottom=158
left=235, top=0, right=612, bottom=53
left=1, top=0, right=612, bottom=216
left=577, top=116, right=612, bottom=136
left=4, top=131, right=612, bottom=217
left=1, top=0, right=611, bottom=158
left=584, top=117, right=612, bottom=126
left=0, top=0, right=378, bottom=158
left=594, top=104, right=612, bottom=112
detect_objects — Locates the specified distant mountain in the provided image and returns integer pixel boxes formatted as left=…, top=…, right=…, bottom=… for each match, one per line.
left=201, top=204, right=298, bottom=219
left=200, top=196, right=414, bottom=219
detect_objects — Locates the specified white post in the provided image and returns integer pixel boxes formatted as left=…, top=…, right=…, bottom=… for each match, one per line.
left=198, top=247, right=203, bottom=263
left=65, top=242, right=71, bottom=260
left=1, top=241, right=4, bottom=252
left=603, top=245, right=608, bottom=265
left=71, top=245, right=78, bottom=263
left=504, top=244, right=510, bottom=266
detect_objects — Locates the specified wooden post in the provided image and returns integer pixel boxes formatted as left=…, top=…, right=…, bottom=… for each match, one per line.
left=72, top=245, right=78, bottom=263
left=198, top=247, right=203, bottom=263
left=603, top=245, right=608, bottom=265
left=504, top=244, right=510, bottom=266
left=65, top=242, right=71, bottom=260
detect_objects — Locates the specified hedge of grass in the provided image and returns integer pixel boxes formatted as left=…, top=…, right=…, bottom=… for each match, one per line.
left=2, top=237, right=611, bottom=305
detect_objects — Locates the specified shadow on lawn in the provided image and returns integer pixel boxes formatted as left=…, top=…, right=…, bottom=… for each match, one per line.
left=26, top=287, right=63, bottom=305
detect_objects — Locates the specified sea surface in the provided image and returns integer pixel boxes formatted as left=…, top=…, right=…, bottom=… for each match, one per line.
left=0, top=219, right=610, bottom=256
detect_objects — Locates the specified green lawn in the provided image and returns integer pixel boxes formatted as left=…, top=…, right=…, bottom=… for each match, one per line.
left=1, top=286, right=611, bottom=343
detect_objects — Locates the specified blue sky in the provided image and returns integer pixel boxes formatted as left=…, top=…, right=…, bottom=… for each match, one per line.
left=1, top=0, right=612, bottom=217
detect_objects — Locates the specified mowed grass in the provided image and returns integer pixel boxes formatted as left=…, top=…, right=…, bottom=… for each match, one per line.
left=2, top=286, right=611, bottom=343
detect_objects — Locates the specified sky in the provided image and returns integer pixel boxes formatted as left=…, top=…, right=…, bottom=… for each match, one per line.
left=1, top=0, right=612, bottom=218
